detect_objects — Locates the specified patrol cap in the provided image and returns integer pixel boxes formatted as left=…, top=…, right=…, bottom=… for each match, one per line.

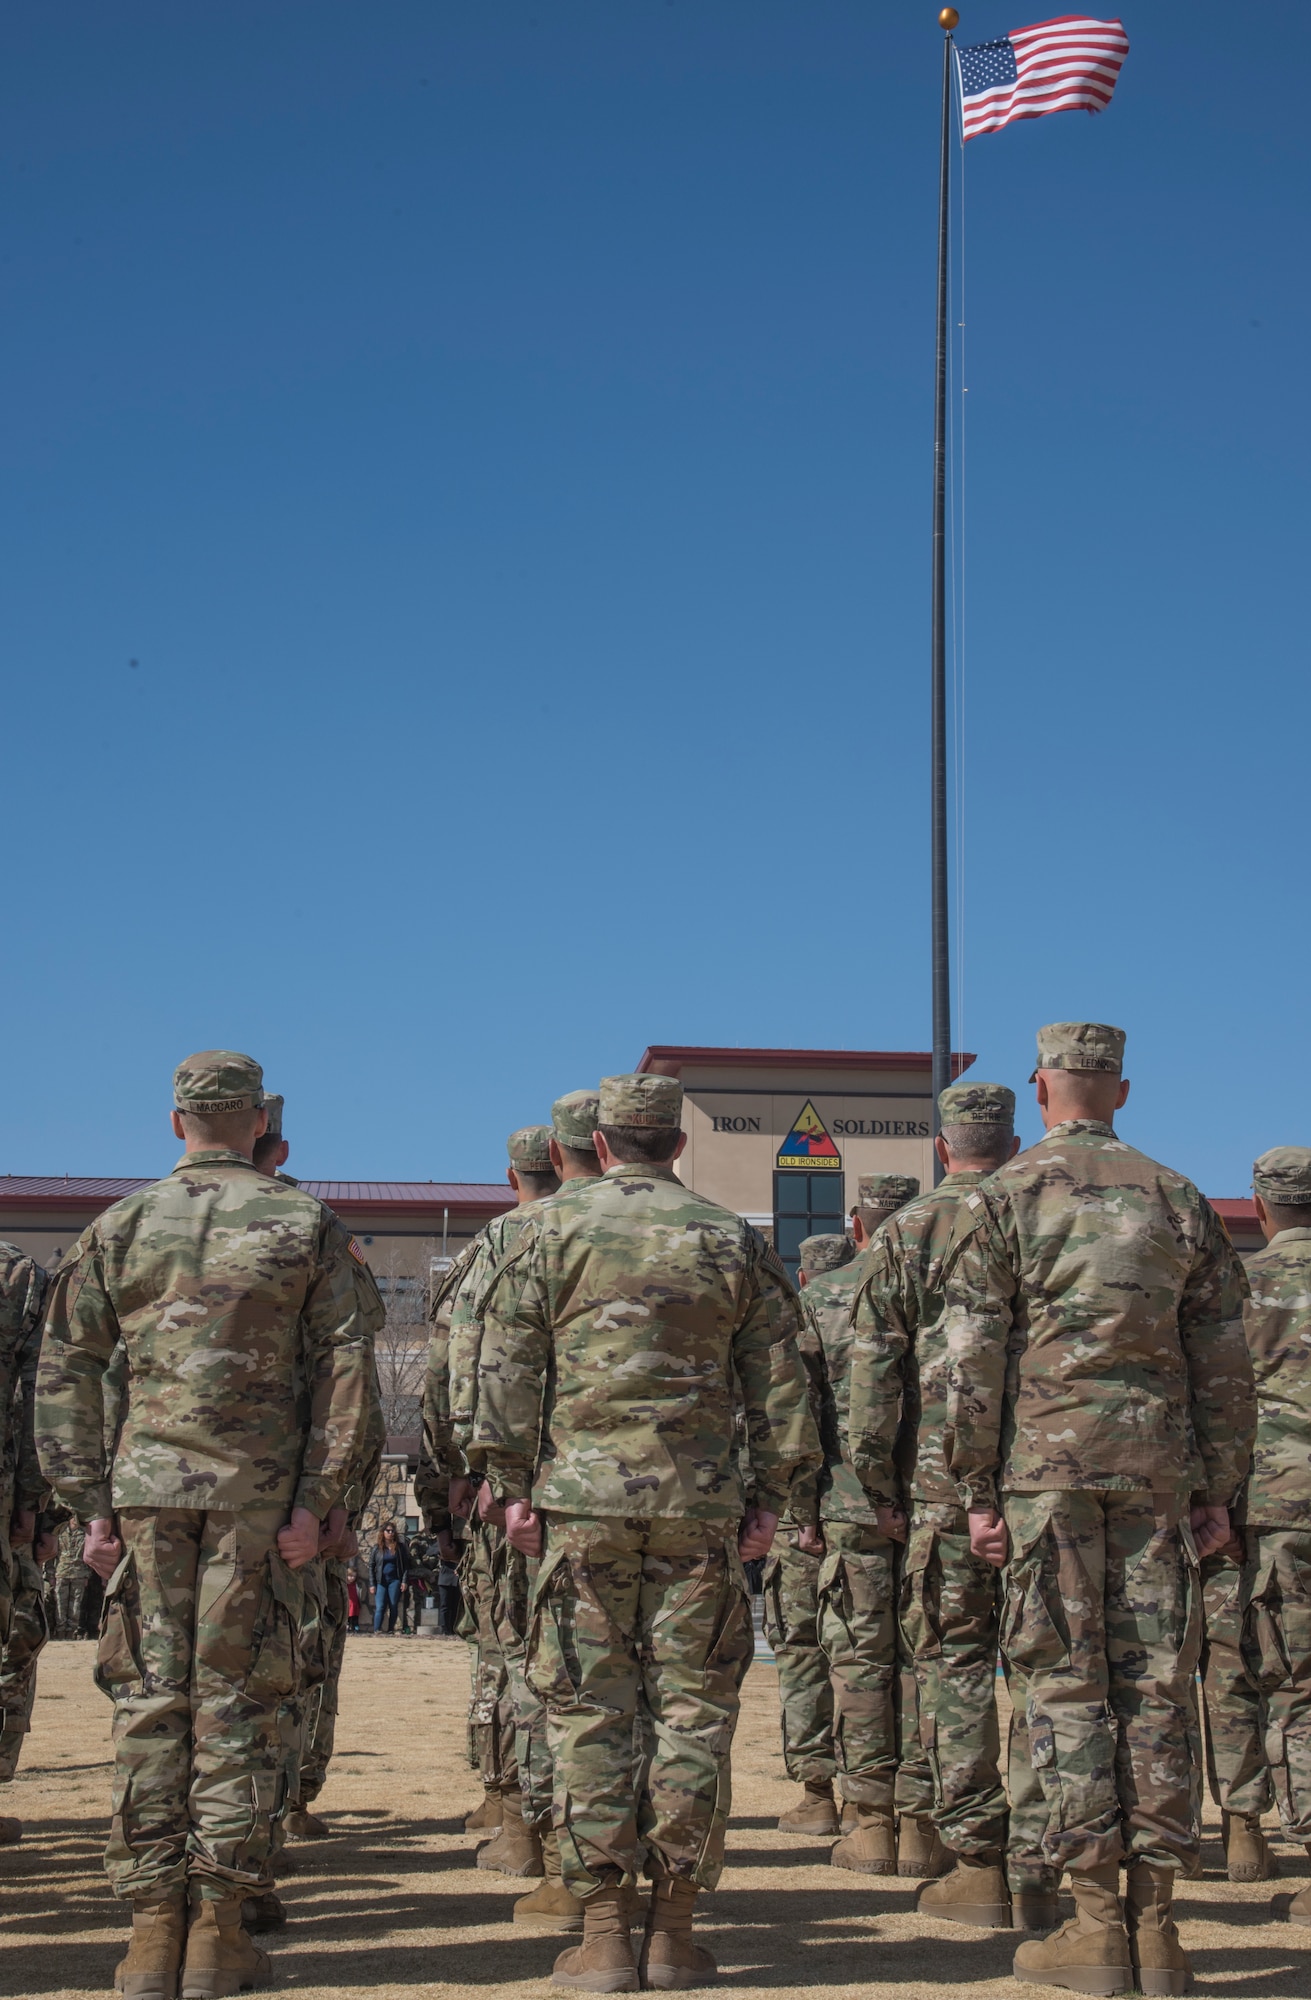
left=173, top=1050, right=265, bottom=1115
left=799, top=1233, right=855, bottom=1277
left=1029, top=1021, right=1125, bottom=1084
left=262, top=1093, right=284, bottom=1139
left=598, top=1074, right=684, bottom=1129
left=507, top=1126, right=554, bottom=1173
left=938, top=1082, right=1015, bottom=1128
left=1253, top=1147, right=1311, bottom=1209
left=855, top=1173, right=920, bottom=1214
left=552, top=1090, right=601, bottom=1151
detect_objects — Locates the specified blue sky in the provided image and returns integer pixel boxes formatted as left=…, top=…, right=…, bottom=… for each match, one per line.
left=2, top=2, right=1305, bottom=1193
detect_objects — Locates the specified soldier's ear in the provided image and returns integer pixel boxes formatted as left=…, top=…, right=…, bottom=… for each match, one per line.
left=1008, top=1136, right=1022, bottom=1160
left=1115, top=1078, right=1130, bottom=1109
left=170, top=1110, right=186, bottom=1141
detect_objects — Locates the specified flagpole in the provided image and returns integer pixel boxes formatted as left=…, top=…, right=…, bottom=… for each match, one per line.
left=930, top=7, right=957, bottom=1184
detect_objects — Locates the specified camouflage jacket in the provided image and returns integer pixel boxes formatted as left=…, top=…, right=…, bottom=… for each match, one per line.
left=414, top=1237, right=483, bottom=1525
left=0, top=1244, right=48, bottom=1535
left=1237, top=1227, right=1311, bottom=1528
left=849, top=1170, right=988, bottom=1522
left=36, top=1149, right=379, bottom=1521
left=467, top=1164, right=822, bottom=1521
left=935, top=1121, right=1254, bottom=1506
left=798, top=1252, right=882, bottom=1524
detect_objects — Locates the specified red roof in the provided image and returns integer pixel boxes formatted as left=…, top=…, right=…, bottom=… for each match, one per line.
left=1213, top=1198, right=1259, bottom=1225
left=0, top=1175, right=512, bottom=1216
left=637, top=1045, right=977, bottom=1078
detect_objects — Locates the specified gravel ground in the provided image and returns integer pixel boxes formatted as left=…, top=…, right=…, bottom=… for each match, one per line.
left=3, top=1635, right=1309, bottom=1999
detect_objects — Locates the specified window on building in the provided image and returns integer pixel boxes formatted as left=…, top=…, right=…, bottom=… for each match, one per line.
left=773, top=1170, right=847, bottom=1283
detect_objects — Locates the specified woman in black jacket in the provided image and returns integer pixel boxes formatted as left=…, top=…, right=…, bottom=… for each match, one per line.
left=368, top=1522, right=411, bottom=1635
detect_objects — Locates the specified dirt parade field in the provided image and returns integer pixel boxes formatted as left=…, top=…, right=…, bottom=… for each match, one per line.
left=3, top=1637, right=1309, bottom=2000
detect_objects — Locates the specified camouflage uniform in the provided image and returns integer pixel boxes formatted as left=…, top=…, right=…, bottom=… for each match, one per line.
left=761, top=1236, right=849, bottom=1793
left=1226, top=1150, right=1311, bottom=1842
left=443, top=1135, right=553, bottom=1814
left=0, top=1247, right=50, bottom=1794
left=852, top=1158, right=1018, bottom=1874
left=54, top=1519, right=92, bottom=1638
left=802, top=1219, right=931, bottom=1826
left=35, top=1052, right=379, bottom=1906
left=469, top=1074, right=821, bottom=1898
left=935, top=1032, right=1254, bottom=1878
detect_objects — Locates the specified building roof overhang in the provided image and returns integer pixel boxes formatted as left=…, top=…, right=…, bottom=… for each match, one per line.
left=636, top=1045, right=977, bottom=1079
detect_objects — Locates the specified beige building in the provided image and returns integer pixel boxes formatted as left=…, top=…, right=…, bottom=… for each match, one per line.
left=643, top=1043, right=969, bottom=1276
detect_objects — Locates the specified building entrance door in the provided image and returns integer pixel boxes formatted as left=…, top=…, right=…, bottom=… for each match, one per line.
left=773, top=1170, right=847, bottom=1283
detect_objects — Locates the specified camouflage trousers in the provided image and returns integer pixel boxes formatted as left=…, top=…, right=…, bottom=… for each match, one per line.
left=299, top=1559, right=349, bottom=1807
left=1200, top=1551, right=1269, bottom=1818
left=761, top=1533, right=835, bottom=1786
left=55, top=1574, right=91, bottom=1641
left=97, top=1507, right=302, bottom=1902
left=817, top=1523, right=930, bottom=1816
left=528, top=1514, right=752, bottom=1896
left=1001, top=1489, right=1201, bottom=1876
left=1237, top=1528, right=1311, bottom=1842
left=465, top=1518, right=516, bottom=1793
left=900, top=1512, right=1005, bottom=1859
left=0, top=1548, right=50, bottom=1783
left=493, top=1542, right=554, bottom=1831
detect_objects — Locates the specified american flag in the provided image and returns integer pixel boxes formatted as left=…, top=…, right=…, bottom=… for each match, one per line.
left=956, top=15, right=1129, bottom=142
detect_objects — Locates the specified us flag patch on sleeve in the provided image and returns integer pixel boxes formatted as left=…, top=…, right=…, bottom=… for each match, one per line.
left=348, top=1238, right=367, bottom=1265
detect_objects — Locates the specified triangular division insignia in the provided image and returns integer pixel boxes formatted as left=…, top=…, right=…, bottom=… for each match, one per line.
left=777, top=1100, right=842, bottom=1171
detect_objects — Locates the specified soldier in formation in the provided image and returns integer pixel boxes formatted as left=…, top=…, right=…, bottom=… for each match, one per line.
left=54, top=1519, right=93, bottom=1638
left=0, top=1239, right=49, bottom=1840
left=468, top=1072, right=821, bottom=1990
left=1202, top=1145, right=1311, bottom=1926
left=35, top=1051, right=381, bottom=2000
left=764, top=1231, right=849, bottom=1837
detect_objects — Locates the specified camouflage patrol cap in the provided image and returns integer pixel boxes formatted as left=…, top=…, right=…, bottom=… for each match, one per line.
left=173, top=1050, right=265, bottom=1115
left=1030, top=1021, right=1125, bottom=1083
left=855, top=1173, right=920, bottom=1214
left=938, top=1082, right=1015, bottom=1128
left=262, top=1094, right=284, bottom=1139
left=799, top=1233, right=855, bottom=1277
left=507, top=1126, right=554, bottom=1172
left=1253, top=1147, right=1311, bottom=1209
left=598, top=1074, right=684, bottom=1128
left=552, top=1090, right=601, bottom=1151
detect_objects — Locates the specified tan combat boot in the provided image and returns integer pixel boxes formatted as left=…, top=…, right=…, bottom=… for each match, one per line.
left=551, top=1884, right=639, bottom=1992
left=1011, top=1878, right=1063, bottom=1932
left=640, top=1877, right=717, bottom=1991
left=898, top=1814, right=949, bottom=1879
left=1012, top=1863, right=1132, bottom=1996
left=917, top=1853, right=1012, bottom=1928
left=839, top=1799, right=858, bottom=1832
left=239, top=1890, right=286, bottom=1934
left=283, top=1807, right=329, bottom=1840
left=464, top=1789, right=503, bottom=1833
left=514, top=1830, right=585, bottom=1930
left=1124, top=1861, right=1193, bottom=1996
left=180, top=1894, right=271, bottom=1999
left=776, top=1779, right=839, bottom=1836
left=476, top=1783, right=545, bottom=1878
left=114, top=1892, right=188, bottom=2000
left=829, top=1804, right=896, bottom=1875
left=1284, top=1862, right=1311, bottom=1929
left=1222, top=1811, right=1277, bottom=1882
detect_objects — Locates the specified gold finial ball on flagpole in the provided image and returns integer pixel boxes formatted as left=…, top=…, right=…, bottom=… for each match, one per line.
left=939, top=8, right=960, bottom=28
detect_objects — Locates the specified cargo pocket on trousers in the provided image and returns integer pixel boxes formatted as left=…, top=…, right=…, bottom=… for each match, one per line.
left=703, top=1543, right=752, bottom=1690
left=901, top=1524, right=940, bottom=1660
left=94, top=1553, right=146, bottom=1700
left=1001, top=1526, right=1070, bottom=1679
left=243, top=1553, right=304, bottom=1706
left=524, top=1543, right=580, bottom=1708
